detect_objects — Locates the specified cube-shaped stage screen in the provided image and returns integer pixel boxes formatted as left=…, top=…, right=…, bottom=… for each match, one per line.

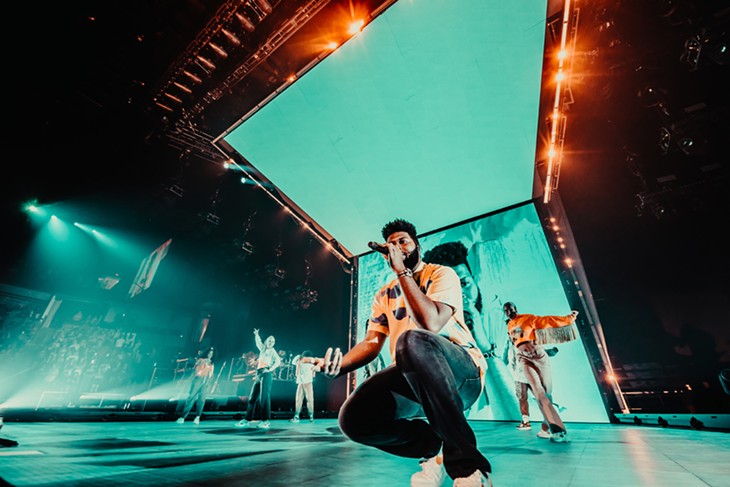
left=222, top=0, right=548, bottom=256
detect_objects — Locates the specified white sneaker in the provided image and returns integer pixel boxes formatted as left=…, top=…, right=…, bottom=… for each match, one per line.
left=193, top=416, right=200, bottom=425
left=290, top=416, right=300, bottom=423
left=453, top=470, right=492, bottom=487
left=235, top=419, right=249, bottom=427
left=536, top=429, right=551, bottom=439
left=550, top=431, right=569, bottom=443
left=176, top=417, right=184, bottom=424
left=410, top=454, right=445, bottom=487
left=258, top=420, right=271, bottom=429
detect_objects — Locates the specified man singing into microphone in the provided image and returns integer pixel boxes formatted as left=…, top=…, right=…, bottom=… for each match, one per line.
left=314, top=218, right=492, bottom=486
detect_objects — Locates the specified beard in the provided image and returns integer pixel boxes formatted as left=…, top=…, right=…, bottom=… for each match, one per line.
left=403, top=246, right=420, bottom=270
left=463, top=309, right=475, bottom=332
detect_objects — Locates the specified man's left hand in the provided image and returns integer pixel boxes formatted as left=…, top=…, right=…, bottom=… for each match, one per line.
left=313, top=347, right=342, bottom=378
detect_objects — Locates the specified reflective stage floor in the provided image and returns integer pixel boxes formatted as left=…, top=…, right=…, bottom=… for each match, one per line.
left=1, top=418, right=728, bottom=486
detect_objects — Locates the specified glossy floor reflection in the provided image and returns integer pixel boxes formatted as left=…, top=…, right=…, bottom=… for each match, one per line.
left=0, top=419, right=728, bottom=486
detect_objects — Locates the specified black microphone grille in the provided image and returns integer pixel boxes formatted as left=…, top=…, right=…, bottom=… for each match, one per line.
left=368, top=241, right=388, bottom=254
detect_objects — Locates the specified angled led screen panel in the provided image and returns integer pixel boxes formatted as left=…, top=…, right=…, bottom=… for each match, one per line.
left=223, top=0, right=547, bottom=256
left=356, top=203, right=610, bottom=423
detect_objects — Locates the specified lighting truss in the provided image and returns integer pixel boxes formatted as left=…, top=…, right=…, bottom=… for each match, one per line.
left=544, top=0, right=579, bottom=203
left=166, top=122, right=231, bottom=164
left=151, top=0, right=278, bottom=120
left=192, top=0, right=333, bottom=119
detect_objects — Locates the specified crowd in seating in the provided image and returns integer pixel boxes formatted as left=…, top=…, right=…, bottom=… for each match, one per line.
left=0, top=295, right=164, bottom=400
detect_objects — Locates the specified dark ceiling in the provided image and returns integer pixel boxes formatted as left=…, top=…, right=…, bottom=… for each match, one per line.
left=4, top=0, right=396, bottom=310
left=3, top=0, right=729, bottom=321
left=8, top=1, right=383, bottom=199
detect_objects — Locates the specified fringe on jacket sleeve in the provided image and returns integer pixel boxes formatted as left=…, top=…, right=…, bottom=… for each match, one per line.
left=534, top=322, right=579, bottom=345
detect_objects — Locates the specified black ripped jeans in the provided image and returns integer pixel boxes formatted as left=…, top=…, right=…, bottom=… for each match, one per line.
left=245, top=369, right=274, bottom=421
left=338, top=329, right=491, bottom=479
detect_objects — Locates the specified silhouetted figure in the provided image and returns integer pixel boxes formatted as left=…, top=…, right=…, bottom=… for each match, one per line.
left=236, top=328, right=281, bottom=429
left=176, top=347, right=215, bottom=425
left=290, top=350, right=317, bottom=422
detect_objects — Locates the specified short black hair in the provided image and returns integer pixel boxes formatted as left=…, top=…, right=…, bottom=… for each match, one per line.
left=301, top=350, right=313, bottom=357
left=424, top=241, right=481, bottom=314
left=423, top=241, right=471, bottom=271
left=381, top=218, right=418, bottom=242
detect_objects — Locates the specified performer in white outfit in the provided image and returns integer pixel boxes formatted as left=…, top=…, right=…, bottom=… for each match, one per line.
left=290, top=350, right=317, bottom=422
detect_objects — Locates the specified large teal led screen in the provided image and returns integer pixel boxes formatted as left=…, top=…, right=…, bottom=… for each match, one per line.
left=223, top=0, right=547, bottom=256
left=356, top=204, right=609, bottom=423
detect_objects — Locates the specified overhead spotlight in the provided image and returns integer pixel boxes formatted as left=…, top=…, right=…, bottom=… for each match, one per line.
left=304, top=259, right=312, bottom=275
left=241, top=241, right=254, bottom=254
left=205, top=212, right=221, bottom=225
left=682, top=35, right=702, bottom=70
left=163, top=92, right=183, bottom=104
left=196, top=55, right=216, bottom=71
left=638, top=83, right=670, bottom=116
left=658, top=126, right=672, bottom=153
left=182, top=70, right=203, bottom=84
left=221, top=28, right=241, bottom=46
left=633, top=416, right=643, bottom=426
left=168, top=184, right=184, bottom=198
left=24, top=200, right=43, bottom=215
left=348, top=19, right=365, bottom=36
left=236, top=12, right=256, bottom=32
left=689, top=416, right=704, bottom=430
left=652, top=204, right=668, bottom=219
left=253, top=0, right=273, bottom=15
left=208, top=41, right=228, bottom=58
left=155, top=101, right=174, bottom=112
left=657, top=416, right=668, bottom=428
left=678, top=137, right=694, bottom=153
left=706, top=39, right=728, bottom=66
left=597, top=19, right=615, bottom=34
left=173, top=81, right=192, bottom=94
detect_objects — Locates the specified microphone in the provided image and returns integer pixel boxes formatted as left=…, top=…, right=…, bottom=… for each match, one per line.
left=368, top=241, right=389, bottom=255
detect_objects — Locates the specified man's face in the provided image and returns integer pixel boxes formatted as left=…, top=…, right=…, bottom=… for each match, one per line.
left=265, top=336, right=275, bottom=348
left=503, top=303, right=517, bottom=320
left=453, top=264, right=481, bottom=330
left=454, top=264, right=478, bottom=306
left=386, top=231, right=420, bottom=269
